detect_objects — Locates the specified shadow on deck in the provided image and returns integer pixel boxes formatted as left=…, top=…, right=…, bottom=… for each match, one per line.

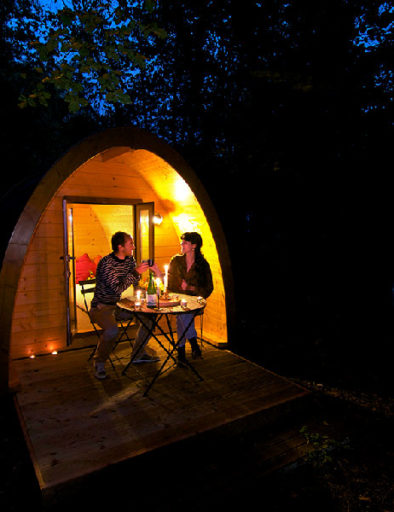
left=12, top=340, right=312, bottom=510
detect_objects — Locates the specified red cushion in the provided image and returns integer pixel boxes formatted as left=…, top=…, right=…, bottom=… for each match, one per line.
left=92, top=255, right=102, bottom=274
left=75, top=253, right=96, bottom=283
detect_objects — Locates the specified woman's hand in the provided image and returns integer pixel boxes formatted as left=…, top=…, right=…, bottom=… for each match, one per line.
left=150, top=262, right=163, bottom=278
left=181, top=279, right=195, bottom=291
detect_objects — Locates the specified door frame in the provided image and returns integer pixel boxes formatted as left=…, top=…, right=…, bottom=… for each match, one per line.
left=62, top=196, right=155, bottom=345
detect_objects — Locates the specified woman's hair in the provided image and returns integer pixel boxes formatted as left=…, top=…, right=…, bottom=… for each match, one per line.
left=181, top=232, right=204, bottom=261
left=111, top=231, right=131, bottom=252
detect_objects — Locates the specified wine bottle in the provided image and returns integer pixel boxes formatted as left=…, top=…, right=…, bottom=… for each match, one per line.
left=146, top=271, right=157, bottom=307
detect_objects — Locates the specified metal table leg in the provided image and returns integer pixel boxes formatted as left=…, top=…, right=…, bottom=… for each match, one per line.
left=142, top=311, right=204, bottom=397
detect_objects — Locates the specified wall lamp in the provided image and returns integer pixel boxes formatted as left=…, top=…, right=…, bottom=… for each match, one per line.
left=152, top=213, right=163, bottom=225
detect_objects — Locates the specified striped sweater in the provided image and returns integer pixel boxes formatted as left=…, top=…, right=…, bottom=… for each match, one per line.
left=91, top=253, right=141, bottom=307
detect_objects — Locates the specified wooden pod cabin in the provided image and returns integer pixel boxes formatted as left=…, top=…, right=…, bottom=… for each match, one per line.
left=0, top=126, right=234, bottom=392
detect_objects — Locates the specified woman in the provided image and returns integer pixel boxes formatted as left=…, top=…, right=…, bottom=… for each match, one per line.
left=168, top=232, right=213, bottom=364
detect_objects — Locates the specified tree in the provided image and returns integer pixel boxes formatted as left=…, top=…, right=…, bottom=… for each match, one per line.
left=12, top=0, right=167, bottom=113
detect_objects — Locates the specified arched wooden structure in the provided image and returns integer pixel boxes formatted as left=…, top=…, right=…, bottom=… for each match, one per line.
left=0, top=126, right=234, bottom=392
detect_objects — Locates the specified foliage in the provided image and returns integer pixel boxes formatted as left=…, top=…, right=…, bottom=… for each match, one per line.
left=300, top=425, right=351, bottom=468
left=10, top=0, right=167, bottom=113
left=5, top=0, right=392, bottom=126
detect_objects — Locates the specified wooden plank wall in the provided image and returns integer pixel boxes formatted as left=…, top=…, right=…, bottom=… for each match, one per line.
left=129, top=150, right=227, bottom=344
left=10, top=149, right=227, bottom=359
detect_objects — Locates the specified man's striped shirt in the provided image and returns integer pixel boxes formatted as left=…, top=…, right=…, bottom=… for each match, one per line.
left=91, top=253, right=140, bottom=307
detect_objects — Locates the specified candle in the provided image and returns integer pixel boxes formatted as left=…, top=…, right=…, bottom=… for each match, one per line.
left=136, top=290, right=141, bottom=301
left=164, top=264, right=169, bottom=292
left=135, top=300, right=141, bottom=310
left=181, top=299, right=187, bottom=309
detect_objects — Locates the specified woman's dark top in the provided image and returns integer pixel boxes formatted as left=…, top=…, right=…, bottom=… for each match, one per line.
left=168, top=253, right=213, bottom=299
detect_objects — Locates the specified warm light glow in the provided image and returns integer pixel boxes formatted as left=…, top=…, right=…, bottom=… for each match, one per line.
left=51, top=350, right=58, bottom=355
left=139, top=208, right=150, bottom=261
left=174, top=177, right=192, bottom=202
left=152, top=213, right=163, bottom=225
left=136, top=290, right=141, bottom=300
left=9, top=148, right=228, bottom=361
left=171, top=213, right=200, bottom=234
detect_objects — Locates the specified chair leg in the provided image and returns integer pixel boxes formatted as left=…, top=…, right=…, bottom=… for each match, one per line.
left=113, top=319, right=135, bottom=353
left=88, top=346, right=96, bottom=361
left=107, top=353, right=118, bottom=372
left=198, top=314, right=204, bottom=350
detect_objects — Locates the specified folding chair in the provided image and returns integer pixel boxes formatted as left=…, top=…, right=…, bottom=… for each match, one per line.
left=79, top=279, right=134, bottom=368
left=194, top=307, right=205, bottom=352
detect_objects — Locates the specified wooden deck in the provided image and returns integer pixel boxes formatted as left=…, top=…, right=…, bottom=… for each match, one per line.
left=12, top=340, right=311, bottom=507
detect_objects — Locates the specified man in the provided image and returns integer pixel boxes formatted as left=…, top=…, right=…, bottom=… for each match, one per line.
left=90, top=231, right=161, bottom=380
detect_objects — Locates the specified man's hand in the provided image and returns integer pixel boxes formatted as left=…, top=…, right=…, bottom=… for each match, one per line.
left=135, top=261, right=149, bottom=274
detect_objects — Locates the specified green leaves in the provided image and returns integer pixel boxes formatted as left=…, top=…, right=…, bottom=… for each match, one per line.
left=300, top=425, right=351, bottom=469
left=15, top=1, right=166, bottom=113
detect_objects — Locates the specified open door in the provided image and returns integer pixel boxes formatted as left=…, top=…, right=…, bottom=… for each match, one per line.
left=62, top=198, right=154, bottom=344
left=63, top=202, right=77, bottom=346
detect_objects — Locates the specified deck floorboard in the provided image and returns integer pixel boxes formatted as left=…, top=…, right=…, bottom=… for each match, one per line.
left=12, top=340, right=309, bottom=495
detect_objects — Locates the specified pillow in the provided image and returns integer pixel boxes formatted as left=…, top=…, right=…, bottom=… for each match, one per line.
left=75, top=253, right=96, bottom=283
left=93, top=255, right=102, bottom=274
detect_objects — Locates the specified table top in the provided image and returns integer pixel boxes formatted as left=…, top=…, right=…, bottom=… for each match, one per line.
left=117, top=292, right=206, bottom=315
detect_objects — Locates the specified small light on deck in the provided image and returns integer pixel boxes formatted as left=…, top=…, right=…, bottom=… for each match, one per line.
left=51, top=350, right=58, bottom=355
left=29, top=354, right=36, bottom=359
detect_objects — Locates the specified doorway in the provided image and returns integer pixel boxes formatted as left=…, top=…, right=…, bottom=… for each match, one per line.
left=63, top=197, right=154, bottom=344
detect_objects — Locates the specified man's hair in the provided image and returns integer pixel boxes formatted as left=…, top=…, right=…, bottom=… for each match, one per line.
left=111, top=231, right=131, bottom=252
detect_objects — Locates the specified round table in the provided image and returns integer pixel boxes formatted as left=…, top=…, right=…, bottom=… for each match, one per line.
left=117, top=293, right=206, bottom=395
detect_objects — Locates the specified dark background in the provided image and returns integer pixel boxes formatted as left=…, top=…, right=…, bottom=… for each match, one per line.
left=1, top=0, right=393, bottom=396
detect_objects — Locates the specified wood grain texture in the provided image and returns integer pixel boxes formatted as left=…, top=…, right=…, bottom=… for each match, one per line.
left=13, top=342, right=309, bottom=493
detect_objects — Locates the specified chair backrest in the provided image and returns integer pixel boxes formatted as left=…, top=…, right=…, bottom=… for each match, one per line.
left=79, top=278, right=96, bottom=315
